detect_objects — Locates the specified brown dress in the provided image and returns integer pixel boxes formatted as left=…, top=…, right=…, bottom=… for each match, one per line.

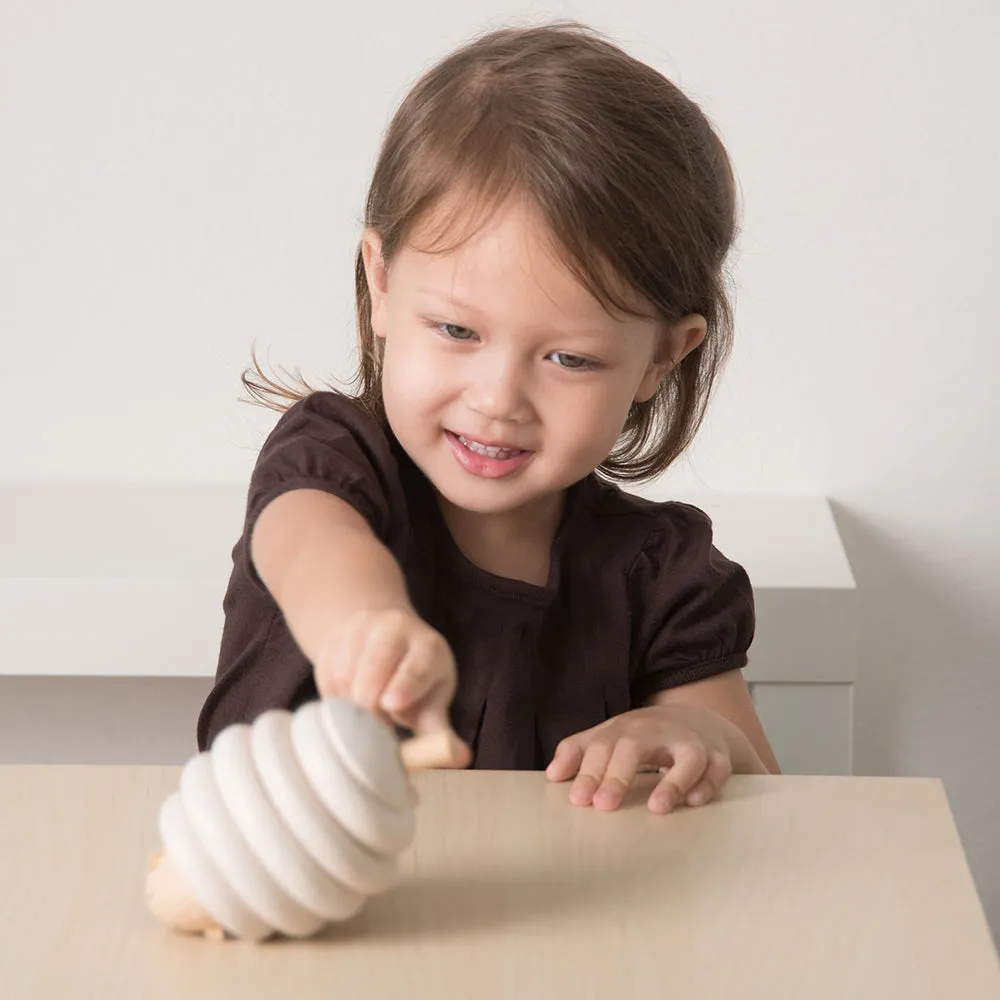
left=197, top=391, right=755, bottom=770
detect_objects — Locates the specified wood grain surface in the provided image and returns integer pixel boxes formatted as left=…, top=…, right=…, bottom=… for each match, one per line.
left=0, top=766, right=997, bottom=999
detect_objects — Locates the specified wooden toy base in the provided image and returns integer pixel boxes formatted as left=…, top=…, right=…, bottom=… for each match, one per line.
left=145, top=851, right=226, bottom=941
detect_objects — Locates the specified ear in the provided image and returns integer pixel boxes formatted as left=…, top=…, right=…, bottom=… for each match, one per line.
left=634, top=314, right=708, bottom=403
left=361, top=229, right=389, bottom=339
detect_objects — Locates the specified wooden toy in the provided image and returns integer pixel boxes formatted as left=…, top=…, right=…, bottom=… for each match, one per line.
left=145, top=699, right=466, bottom=941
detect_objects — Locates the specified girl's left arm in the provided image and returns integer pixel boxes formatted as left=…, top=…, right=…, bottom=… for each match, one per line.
left=642, top=668, right=782, bottom=774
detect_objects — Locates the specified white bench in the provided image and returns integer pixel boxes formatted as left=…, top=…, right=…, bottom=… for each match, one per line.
left=0, top=485, right=856, bottom=772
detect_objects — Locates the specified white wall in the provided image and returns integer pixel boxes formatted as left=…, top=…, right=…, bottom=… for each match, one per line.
left=3, top=0, right=998, bottom=940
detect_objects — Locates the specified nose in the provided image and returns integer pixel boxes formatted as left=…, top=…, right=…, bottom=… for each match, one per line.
left=463, top=354, right=533, bottom=425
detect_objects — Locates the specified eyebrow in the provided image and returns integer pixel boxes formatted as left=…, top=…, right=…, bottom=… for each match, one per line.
left=416, top=288, right=478, bottom=313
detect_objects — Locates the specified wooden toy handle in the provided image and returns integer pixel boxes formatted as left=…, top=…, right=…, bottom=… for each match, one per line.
left=400, top=729, right=470, bottom=771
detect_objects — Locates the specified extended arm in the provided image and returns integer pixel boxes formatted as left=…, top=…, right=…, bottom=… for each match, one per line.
left=250, top=488, right=412, bottom=665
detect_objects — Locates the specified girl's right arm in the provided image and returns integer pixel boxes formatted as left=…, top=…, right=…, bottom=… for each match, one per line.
left=250, top=488, right=468, bottom=755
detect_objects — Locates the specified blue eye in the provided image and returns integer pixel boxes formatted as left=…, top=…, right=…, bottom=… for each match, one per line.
left=435, top=322, right=477, bottom=341
left=549, top=352, right=596, bottom=371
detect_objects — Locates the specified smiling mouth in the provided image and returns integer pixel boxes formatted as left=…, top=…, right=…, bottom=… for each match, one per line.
left=454, top=433, right=529, bottom=460
left=444, top=430, right=535, bottom=479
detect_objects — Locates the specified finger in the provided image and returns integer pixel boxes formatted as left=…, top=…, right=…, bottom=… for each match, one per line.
left=379, top=638, right=452, bottom=715
left=592, top=738, right=642, bottom=812
left=545, top=736, right=585, bottom=782
left=686, top=751, right=733, bottom=807
left=351, top=628, right=408, bottom=713
left=400, top=690, right=451, bottom=735
left=569, top=739, right=616, bottom=807
left=647, top=743, right=709, bottom=814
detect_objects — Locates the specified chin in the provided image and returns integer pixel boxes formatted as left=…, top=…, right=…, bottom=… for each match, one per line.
left=432, top=479, right=531, bottom=515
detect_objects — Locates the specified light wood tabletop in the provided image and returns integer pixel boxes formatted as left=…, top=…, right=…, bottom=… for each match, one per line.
left=0, top=766, right=997, bottom=999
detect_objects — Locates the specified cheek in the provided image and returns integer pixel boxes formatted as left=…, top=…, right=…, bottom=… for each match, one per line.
left=584, top=380, right=636, bottom=426
left=545, top=383, right=632, bottom=454
left=381, top=333, right=446, bottom=415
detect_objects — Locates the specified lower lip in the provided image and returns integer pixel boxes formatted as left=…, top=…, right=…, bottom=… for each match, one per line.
left=445, top=431, right=533, bottom=479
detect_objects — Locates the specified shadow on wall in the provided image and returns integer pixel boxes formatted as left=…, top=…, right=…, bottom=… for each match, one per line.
left=0, top=677, right=214, bottom=765
left=829, top=498, right=1000, bottom=945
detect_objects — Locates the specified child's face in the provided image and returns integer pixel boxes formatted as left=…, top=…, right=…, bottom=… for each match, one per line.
left=362, top=197, right=704, bottom=519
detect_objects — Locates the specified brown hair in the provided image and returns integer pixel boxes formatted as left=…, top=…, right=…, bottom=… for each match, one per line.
left=243, top=20, right=740, bottom=482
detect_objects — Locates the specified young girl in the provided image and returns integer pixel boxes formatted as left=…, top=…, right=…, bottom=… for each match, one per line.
left=197, top=21, right=780, bottom=815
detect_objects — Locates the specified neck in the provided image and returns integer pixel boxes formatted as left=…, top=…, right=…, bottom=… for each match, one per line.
left=436, top=491, right=566, bottom=586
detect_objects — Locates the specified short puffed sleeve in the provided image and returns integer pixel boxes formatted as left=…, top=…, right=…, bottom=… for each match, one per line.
left=627, top=502, right=755, bottom=705
left=244, top=391, right=404, bottom=570
left=196, top=391, right=407, bottom=751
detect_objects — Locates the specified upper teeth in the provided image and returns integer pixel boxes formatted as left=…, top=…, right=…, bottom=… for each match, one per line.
left=458, top=434, right=519, bottom=459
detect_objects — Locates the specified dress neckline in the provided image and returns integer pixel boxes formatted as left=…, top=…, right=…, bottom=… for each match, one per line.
left=393, top=439, right=596, bottom=607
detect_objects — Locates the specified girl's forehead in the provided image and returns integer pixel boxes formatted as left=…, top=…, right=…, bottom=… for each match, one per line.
left=399, top=196, right=654, bottom=323
left=404, top=214, right=596, bottom=312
